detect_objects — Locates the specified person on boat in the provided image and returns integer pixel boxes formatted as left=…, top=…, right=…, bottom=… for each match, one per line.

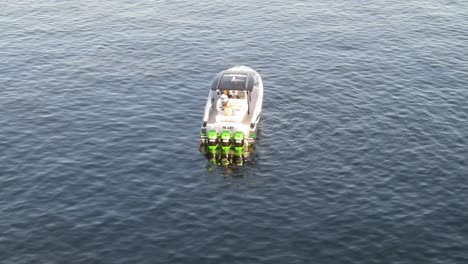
left=224, top=100, right=233, bottom=116
left=217, top=91, right=229, bottom=111
left=221, top=91, right=229, bottom=102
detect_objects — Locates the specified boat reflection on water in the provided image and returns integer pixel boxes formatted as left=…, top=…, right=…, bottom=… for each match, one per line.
left=199, top=144, right=254, bottom=168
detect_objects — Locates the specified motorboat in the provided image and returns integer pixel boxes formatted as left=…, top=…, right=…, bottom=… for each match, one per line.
left=200, top=66, right=263, bottom=152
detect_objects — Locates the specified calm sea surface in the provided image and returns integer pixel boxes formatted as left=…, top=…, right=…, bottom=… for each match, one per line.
left=1, top=0, right=468, bottom=263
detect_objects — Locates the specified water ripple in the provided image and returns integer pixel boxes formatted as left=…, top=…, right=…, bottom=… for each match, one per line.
left=1, top=0, right=468, bottom=263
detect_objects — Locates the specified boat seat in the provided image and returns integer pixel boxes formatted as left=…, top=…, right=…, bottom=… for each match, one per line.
left=215, top=99, right=248, bottom=123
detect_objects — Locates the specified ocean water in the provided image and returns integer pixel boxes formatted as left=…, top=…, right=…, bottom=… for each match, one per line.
left=1, top=0, right=468, bottom=263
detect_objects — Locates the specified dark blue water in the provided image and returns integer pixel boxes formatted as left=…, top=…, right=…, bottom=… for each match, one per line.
left=1, top=0, right=468, bottom=263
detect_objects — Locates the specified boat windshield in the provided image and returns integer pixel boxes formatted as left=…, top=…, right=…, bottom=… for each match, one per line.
left=218, top=74, right=248, bottom=90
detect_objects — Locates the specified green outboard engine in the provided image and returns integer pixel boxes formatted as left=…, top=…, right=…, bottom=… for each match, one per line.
left=233, top=131, right=245, bottom=151
left=207, top=130, right=219, bottom=150
left=220, top=130, right=232, bottom=152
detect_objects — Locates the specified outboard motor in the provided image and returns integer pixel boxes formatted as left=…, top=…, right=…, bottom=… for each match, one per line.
left=233, top=131, right=245, bottom=151
left=207, top=130, right=219, bottom=150
left=220, top=130, right=232, bottom=152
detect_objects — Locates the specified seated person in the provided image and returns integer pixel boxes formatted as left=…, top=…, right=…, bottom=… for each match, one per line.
left=224, top=101, right=233, bottom=116
left=217, top=92, right=229, bottom=111
left=228, top=90, right=238, bottom=99
left=215, top=98, right=248, bottom=122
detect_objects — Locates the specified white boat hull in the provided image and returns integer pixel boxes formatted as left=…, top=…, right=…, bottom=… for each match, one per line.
left=200, top=66, right=263, bottom=150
